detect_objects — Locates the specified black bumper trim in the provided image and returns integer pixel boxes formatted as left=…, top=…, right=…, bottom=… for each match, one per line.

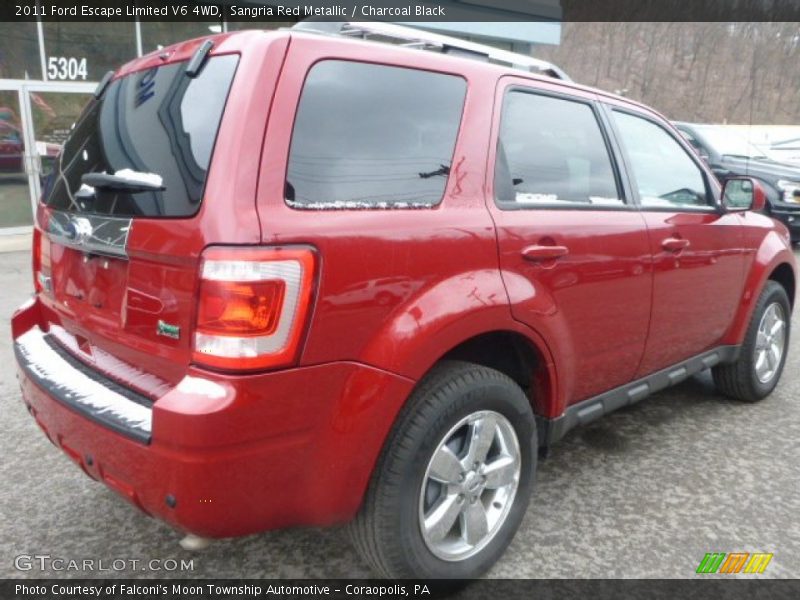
left=14, top=328, right=152, bottom=444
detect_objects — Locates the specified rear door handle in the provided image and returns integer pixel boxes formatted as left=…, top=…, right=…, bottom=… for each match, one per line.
left=662, top=237, right=690, bottom=252
left=521, top=244, right=569, bottom=261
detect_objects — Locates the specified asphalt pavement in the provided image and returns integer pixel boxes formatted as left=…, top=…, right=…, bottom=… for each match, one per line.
left=1, top=249, right=799, bottom=579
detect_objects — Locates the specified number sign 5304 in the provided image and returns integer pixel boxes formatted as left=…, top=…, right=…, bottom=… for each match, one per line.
left=47, top=57, right=88, bottom=81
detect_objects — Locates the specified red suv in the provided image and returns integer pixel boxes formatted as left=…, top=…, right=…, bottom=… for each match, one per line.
left=11, top=23, right=796, bottom=579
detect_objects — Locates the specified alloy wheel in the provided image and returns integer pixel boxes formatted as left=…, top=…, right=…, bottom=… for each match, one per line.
left=754, top=302, right=787, bottom=384
left=418, top=410, right=521, bottom=561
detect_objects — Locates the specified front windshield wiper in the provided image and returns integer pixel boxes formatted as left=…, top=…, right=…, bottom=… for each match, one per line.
left=81, top=170, right=165, bottom=193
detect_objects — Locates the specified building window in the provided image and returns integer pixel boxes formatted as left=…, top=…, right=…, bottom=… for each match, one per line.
left=42, top=22, right=137, bottom=81
left=0, top=22, right=42, bottom=80
left=0, top=91, right=32, bottom=227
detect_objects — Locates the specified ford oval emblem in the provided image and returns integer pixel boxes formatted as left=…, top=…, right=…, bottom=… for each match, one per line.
left=71, top=217, right=93, bottom=245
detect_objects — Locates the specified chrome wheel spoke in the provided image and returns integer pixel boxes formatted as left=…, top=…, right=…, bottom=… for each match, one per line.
left=429, top=445, right=463, bottom=484
left=424, top=494, right=462, bottom=543
left=755, top=350, right=767, bottom=373
left=755, top=331, right=769, bottom=350
left=464, top=414, right=497, bottom=467
left=769, top=343, right=781, bottom=366
left=461, top=500, right=489, bottom=546
left=770, top=318, right=784, bottom=337
left=483, top=455, right=517, bottom=489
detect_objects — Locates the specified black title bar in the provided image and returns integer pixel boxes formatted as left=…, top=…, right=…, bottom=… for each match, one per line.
left=4, top=579, right=800, bottom=600
left=3, top=0, right=800, bottom=22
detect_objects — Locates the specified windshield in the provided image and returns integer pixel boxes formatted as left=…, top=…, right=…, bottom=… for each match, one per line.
left=43, top=54, right=238, bottom=217
left=696, top=127, right=771, bottom=160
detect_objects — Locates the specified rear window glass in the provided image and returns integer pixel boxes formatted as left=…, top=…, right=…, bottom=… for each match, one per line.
left=286, top=60, right=466, bottom=209
left=43, top=54, right=238, bottom=217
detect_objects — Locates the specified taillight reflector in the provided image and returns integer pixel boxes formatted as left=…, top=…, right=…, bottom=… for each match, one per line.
left=193, top=246, right=316, bottom=371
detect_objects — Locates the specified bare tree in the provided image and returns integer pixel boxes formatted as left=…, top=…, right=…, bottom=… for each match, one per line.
left=536, top=22, right=800, bottom=125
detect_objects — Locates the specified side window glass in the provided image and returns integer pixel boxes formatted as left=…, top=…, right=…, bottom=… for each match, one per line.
left=613, top=111, right=709, bottom=208
left=286, top=61, right=466, bottom=209
left=495, top=91, right=622, bottom=207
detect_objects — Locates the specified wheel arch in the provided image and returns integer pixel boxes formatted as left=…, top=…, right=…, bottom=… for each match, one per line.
left=769, top=261, right=796, bottom=308
left=723, top=232, right=797, bottom=346
left=318, top=324, right=557, bottom=528
left=356, top=268, right=562, bottom=418
left=435, top=329, right=556, bottom=419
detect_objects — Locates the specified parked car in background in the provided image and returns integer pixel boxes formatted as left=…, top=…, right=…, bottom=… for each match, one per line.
left=770, top=137, right=800, bottom=168
left=0, top=108, right=23, bottom=173
left=675, top=122, right=800, bottom=242
left=10, top=24, right=797, bottom=580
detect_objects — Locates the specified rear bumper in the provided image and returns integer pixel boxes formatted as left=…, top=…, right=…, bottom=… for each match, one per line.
left=12, top=297, right=415, bottom=538
left=15, top=326, right=153, bottom=443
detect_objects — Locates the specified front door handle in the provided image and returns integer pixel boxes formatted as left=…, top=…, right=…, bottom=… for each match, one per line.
left=521, top=244, right=569, bottom=262
left=662, top=237, right=690, bottom=252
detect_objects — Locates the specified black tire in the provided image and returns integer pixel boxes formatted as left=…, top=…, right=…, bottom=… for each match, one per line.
left=348, top=361, right=536, bottom=579
left=713, top=281, right=791, bottom=402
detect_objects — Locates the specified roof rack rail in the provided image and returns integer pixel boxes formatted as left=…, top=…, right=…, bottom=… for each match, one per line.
left=291, top=21, right=571, bottom=82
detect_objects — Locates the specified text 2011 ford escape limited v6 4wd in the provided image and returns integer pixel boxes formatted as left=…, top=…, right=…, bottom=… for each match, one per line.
left=11, top=22, right=796, bottom=579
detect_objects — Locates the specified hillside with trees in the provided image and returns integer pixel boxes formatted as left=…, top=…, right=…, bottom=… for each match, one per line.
left=535, top=22, right=800, bottom=125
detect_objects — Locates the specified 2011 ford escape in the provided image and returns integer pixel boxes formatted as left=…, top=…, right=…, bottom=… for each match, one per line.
left=11, top=22, right=797, bottom=579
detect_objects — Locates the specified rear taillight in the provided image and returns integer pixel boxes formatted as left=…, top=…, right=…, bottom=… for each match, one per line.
left=192, top=246, right=316, bottom=371
left=32, top=227, right=51, bottom=294
left=32, top=228, right=42, bottom=293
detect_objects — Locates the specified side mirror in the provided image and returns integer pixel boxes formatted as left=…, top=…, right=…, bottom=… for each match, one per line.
left=721, top=177, right=767, bottom=212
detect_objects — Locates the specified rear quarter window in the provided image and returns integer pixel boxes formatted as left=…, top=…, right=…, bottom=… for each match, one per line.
left=285, top=60, right=467, bottom=209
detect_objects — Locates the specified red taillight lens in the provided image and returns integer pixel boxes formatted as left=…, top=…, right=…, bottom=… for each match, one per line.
left=32, top=227, right=43, bottom=293
left=197, top=280, right=286, bottom=336
left=192, top=246, right=316, bottom=371
left=32, top=226, right=51, bottom=294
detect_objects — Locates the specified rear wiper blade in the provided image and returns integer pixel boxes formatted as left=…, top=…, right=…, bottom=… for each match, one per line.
left=419, top=164, right=451, bottom=179
left=81, top=170, right=165, bottom=193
